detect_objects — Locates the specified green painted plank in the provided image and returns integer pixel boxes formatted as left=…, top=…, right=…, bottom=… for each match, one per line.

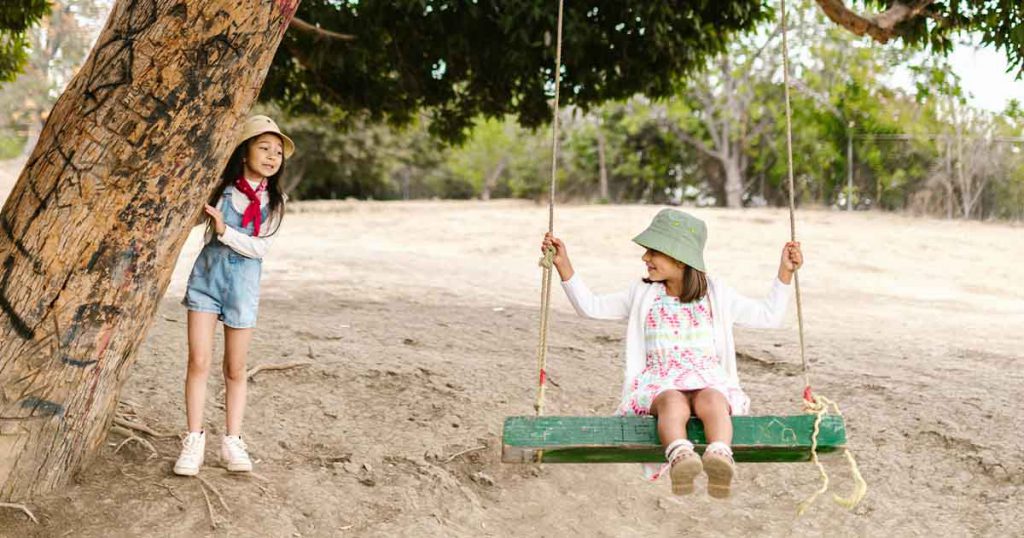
left=501, top=415, right=846, bottom=463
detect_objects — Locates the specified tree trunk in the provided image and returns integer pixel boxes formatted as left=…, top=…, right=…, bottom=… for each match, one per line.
left=596, top=128, right=608, bottom=201
left=400, top=166, right=411, bottom=200
left=481, top=156, right=507, bottom=201
left=944, top=138, right=954, bottom=219
left=956, top=126, right=969, bottom=218
left=0, top=0, right=299, bottom=501
left=723, top=158, right=744, bottom=208
left=19, top=117, right=42, bottom=159
left=283, top=159, right=307, bottom=197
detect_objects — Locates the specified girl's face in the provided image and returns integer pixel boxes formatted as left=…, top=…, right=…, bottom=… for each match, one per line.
left=242, top=133, right=284, bottom=180
left=642, top=248, right=684, bottom=282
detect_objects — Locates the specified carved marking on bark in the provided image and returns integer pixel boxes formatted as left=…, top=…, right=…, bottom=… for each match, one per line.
left=18, top=398, right=64, bottom=418
left=59, top=303, right=122, bottom=368
left=80, top=0, right=159, bottom=116
left=61, top=358, right=98, bottom=368
left=82, top=38, right=134, bottom=117
left=0, top=257, right=33, bottom=340
left=0, top=219, right=40, bottom=273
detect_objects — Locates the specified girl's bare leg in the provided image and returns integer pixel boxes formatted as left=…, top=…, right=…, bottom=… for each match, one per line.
left=651, top=390, right=691, bottom=445
left=692, top=388, right=732, bottom=445
left=185, top=311, right=219, bottom=432
left=652, top=390, right=702, bottom=495
left=222, top=326, right=253, bottom=436
left=692, top=388, right=735, bottom=499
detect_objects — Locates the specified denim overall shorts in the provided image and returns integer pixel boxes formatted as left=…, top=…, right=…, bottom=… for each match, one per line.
left=182, top=187, right=267, bottom=328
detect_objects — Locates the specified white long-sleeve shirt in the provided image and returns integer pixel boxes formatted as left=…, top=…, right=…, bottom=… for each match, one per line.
left=202, top=183, right=283, bottom=259
left=559, top=273, right=792, bottom=414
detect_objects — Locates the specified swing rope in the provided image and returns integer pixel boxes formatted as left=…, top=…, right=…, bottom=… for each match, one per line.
left=778, top=0, right=867, bottom=514
left=534, top=0, right=566, bottom=429
left=529, top=0, right=869, bottom=506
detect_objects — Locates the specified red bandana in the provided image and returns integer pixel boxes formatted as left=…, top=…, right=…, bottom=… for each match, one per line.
left=234, top=177, right=267, bottom=236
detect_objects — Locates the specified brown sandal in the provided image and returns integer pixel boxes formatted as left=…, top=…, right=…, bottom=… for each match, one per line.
left=702, top=448, right=735, bottom=499
left=668, top=450, right=703, bottom=495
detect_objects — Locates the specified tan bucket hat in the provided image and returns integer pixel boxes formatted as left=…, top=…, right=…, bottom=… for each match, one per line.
left=236, top=114, right=295, bottom=158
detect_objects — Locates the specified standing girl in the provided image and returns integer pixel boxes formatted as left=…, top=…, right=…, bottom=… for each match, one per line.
left=542, top=209, right=802, bottom=498
left=173, top=115, right=295, bottom=476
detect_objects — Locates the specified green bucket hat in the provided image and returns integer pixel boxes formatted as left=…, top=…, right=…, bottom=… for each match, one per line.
left=632, top=209, right=707, bottom=272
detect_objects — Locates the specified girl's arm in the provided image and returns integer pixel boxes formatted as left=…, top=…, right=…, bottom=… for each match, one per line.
left=728, top=242, right=802, bottom=328
left=544, top=233, right=632, bottom=320
left=207, top=198, right=279, bottom=259
left=218, top=223, right=276, bottom=259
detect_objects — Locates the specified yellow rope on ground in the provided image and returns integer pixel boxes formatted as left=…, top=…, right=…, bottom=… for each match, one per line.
left=797, top=394, right=869, bottom=515
left=779, top=0, right=867, bottom=514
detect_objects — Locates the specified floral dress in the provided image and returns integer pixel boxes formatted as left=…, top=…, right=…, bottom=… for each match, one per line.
left=616, top=283, right=750, bottom=417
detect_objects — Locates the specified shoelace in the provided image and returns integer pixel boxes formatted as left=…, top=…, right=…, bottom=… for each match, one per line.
left=181, top=436, right=203, bottom=457
left=225, top=438, right=248, bottom=457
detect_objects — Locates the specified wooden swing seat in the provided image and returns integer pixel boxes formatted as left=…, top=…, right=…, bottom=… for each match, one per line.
left=501, top=414, right=845, bottom=464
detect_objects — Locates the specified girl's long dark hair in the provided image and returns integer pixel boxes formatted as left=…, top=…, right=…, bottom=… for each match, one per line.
left=208, top=135, right=286, bottom=236
left=644, top=264, right=708, bottom=303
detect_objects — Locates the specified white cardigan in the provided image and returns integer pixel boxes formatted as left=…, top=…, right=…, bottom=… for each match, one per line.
left=560, top=273, right=792, bottom=414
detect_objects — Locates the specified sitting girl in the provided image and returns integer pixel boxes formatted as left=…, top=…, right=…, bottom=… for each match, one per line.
left=542, top=209, right=802, bottom=497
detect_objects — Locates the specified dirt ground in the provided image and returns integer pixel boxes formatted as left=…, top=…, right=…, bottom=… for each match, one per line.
left=1, top=197, right=1022, bottom=537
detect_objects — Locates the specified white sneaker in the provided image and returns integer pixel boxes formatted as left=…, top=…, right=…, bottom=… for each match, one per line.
left=173, top=431, right=206, bottom=476
left=221, top=435, right=253, bottom=472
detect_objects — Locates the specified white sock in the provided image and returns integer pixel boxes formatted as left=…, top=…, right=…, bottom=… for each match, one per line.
left=665, top=439, right=694, bottom=462
left=706, top=441, right=733, bottom=457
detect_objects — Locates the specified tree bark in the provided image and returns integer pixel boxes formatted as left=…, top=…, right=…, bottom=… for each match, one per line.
left=813, top=0, right=936, bottom=44
left=481, top=156, right=507, bottom=201
left=944, top=138, right=953, bottom=219
left=595, top=128, right=608, bottom=201
left=0, top=0, right=299, bottom=501
left=723, top=158, right=744, bottom=208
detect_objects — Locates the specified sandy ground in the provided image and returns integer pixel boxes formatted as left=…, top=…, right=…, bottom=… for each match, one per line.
left=0, top=156, right=24, bottom=204
left=1, top=193, right=1022, bottom=537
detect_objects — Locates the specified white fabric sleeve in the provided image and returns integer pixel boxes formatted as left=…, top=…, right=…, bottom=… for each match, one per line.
left=218, top=226, right=275, bottom=259
left=559, top=273, right=632, bottom=320
left=216, top=205, right=280, bottom=259
left=726, top=277, right=792, bottom=328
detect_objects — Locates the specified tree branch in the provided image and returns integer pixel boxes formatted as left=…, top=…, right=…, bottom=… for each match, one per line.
left=289, top=17, right=356, bottom=42
left=690, top=85, right=725, bottom=151
left=747, top=115, right=773, bottom=144
left=247, top=360, right=314, bottom=381
left=787, top=77, right=844, bottom=120
left=743, top=24, right=782, bottom=73
left=664, top=121, right=723, bottom=161
left=813, top=0, right=936, bottom=44
left=0, top=503, right=38, bottom=524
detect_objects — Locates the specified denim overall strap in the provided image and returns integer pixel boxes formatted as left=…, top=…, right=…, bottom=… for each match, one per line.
left=222, top=186, right=270, bottom=237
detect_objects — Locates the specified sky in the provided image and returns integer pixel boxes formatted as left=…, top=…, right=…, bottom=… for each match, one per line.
left=948, top=45, right=1024, bottom=113
left=881, top=36, right=1024, bottom=115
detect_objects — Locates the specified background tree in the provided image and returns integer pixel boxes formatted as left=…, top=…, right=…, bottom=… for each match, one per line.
left=262, top=1, right=772, bottom=142
left=0, top=1, right=108, bottom=158
left=0, top=1, right=50, bottom=83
